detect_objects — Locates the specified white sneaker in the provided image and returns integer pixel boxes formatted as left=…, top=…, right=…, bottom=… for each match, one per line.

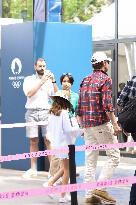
left=48, top=173, right=51, bottom=179
left=43, top=182, right=50, bottom=187
left=55, top=177, right=62, bottom=185
left=43, top=176, right=54, bottom=187
left=43, top=176, right=62, bottom=186
left=22, top=169, right=37, bottom=179
left=43, top=182, right=54, bottom=199
left=59, top=194, right=71, bottom=203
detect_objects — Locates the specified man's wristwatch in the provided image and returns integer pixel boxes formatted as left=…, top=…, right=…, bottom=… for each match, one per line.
left=52, top=80, right=56, bottom=83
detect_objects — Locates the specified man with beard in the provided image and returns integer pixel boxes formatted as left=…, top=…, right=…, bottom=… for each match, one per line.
left=22, top=58, right=58, bottom=178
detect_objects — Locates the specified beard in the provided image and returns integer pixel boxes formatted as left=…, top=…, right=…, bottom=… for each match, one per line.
left=36, top=69, right=44, bottom=76
left=103, top=66, right=108, bottom=73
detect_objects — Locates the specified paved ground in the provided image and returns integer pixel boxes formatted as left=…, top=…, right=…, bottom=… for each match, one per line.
left=0, top=156, right=135, bottom=205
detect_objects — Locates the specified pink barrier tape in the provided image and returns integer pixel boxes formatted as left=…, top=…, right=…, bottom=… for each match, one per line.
left=75, top=141, right=136, bottom=152
left=0, top=142, right=136, bottom=163
left=0, top=176, right=136, bottom=200
left=0, top=121, right=48, bottom=128
left=0, top=147, right=68, bottom=162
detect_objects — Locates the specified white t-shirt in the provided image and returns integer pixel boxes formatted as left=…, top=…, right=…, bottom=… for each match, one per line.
left=47, top=110, right=83, bottom=148
left=23, top=74, right=54, bottom=109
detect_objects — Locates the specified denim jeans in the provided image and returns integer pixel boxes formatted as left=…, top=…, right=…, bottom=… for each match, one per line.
left=129, top=133, right=136, bottom=205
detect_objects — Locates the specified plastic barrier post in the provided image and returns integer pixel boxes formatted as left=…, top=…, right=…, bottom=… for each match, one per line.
left=68, top=144, right=78, bottom=205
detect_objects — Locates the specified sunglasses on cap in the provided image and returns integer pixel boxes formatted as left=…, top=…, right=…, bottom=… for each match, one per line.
left=105, top=60, right=110, bottom=64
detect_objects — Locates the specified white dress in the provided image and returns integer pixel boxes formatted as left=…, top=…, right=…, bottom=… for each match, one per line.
left=46, top=110, right=83, bottom=158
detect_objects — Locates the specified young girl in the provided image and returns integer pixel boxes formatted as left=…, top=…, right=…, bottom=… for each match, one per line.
left=49, top=74, right=80, bottom=179
left=44, top=91, right=83, bottom=203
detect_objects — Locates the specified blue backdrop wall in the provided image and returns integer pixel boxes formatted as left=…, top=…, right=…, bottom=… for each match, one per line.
left=1, top=23, right=33, bottom=170
left=1, top=22, right=92, bottom=170
left=34, top=22, right=92, bottom=165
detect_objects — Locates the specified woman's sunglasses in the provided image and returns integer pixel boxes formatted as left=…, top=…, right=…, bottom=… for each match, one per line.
left=62, top=72, right=72, bottom=76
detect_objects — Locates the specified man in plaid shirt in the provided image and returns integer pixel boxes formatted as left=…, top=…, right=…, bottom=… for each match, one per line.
left=117, top=77, right=136, bottom=205
left=77, top=52, right=121, bottom=204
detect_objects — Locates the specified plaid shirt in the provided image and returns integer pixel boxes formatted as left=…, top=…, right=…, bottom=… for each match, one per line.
left=77, top=70, right=114, bottom=128
left=117, top=76, right=136, bottom=107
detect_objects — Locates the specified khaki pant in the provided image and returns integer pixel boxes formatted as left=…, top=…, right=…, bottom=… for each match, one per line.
left=84, top=122, right=120, bottom=198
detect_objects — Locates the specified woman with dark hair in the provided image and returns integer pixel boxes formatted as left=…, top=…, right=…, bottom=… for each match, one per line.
left=60, top=73, right=79, bottom=118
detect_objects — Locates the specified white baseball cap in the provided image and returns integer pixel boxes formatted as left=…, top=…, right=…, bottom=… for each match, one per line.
left=91, top=52, right=112, bottom=64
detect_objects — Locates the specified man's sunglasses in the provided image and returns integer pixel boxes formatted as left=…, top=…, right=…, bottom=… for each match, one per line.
left=105, top=60, right=110, bottom=64
left=38, top=65, right=46, bottom=67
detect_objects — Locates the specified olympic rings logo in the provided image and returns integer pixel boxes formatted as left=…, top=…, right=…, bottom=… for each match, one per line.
left=12, top=81, right=21, bottom=88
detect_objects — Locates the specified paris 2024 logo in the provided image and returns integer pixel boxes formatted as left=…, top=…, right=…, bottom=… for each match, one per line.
left=9, top=58, right=24, bottom=89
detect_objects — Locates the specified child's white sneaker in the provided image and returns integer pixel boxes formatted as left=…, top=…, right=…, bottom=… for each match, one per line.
left=42, top=181, right=54, bottom=199
left=43, top=182, right=49, bottom=188
left=59, top=194, right=71, bottom=203
left=43, top=176, right=53, bottom=187
left=55, top=177, right=62, bottom=185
